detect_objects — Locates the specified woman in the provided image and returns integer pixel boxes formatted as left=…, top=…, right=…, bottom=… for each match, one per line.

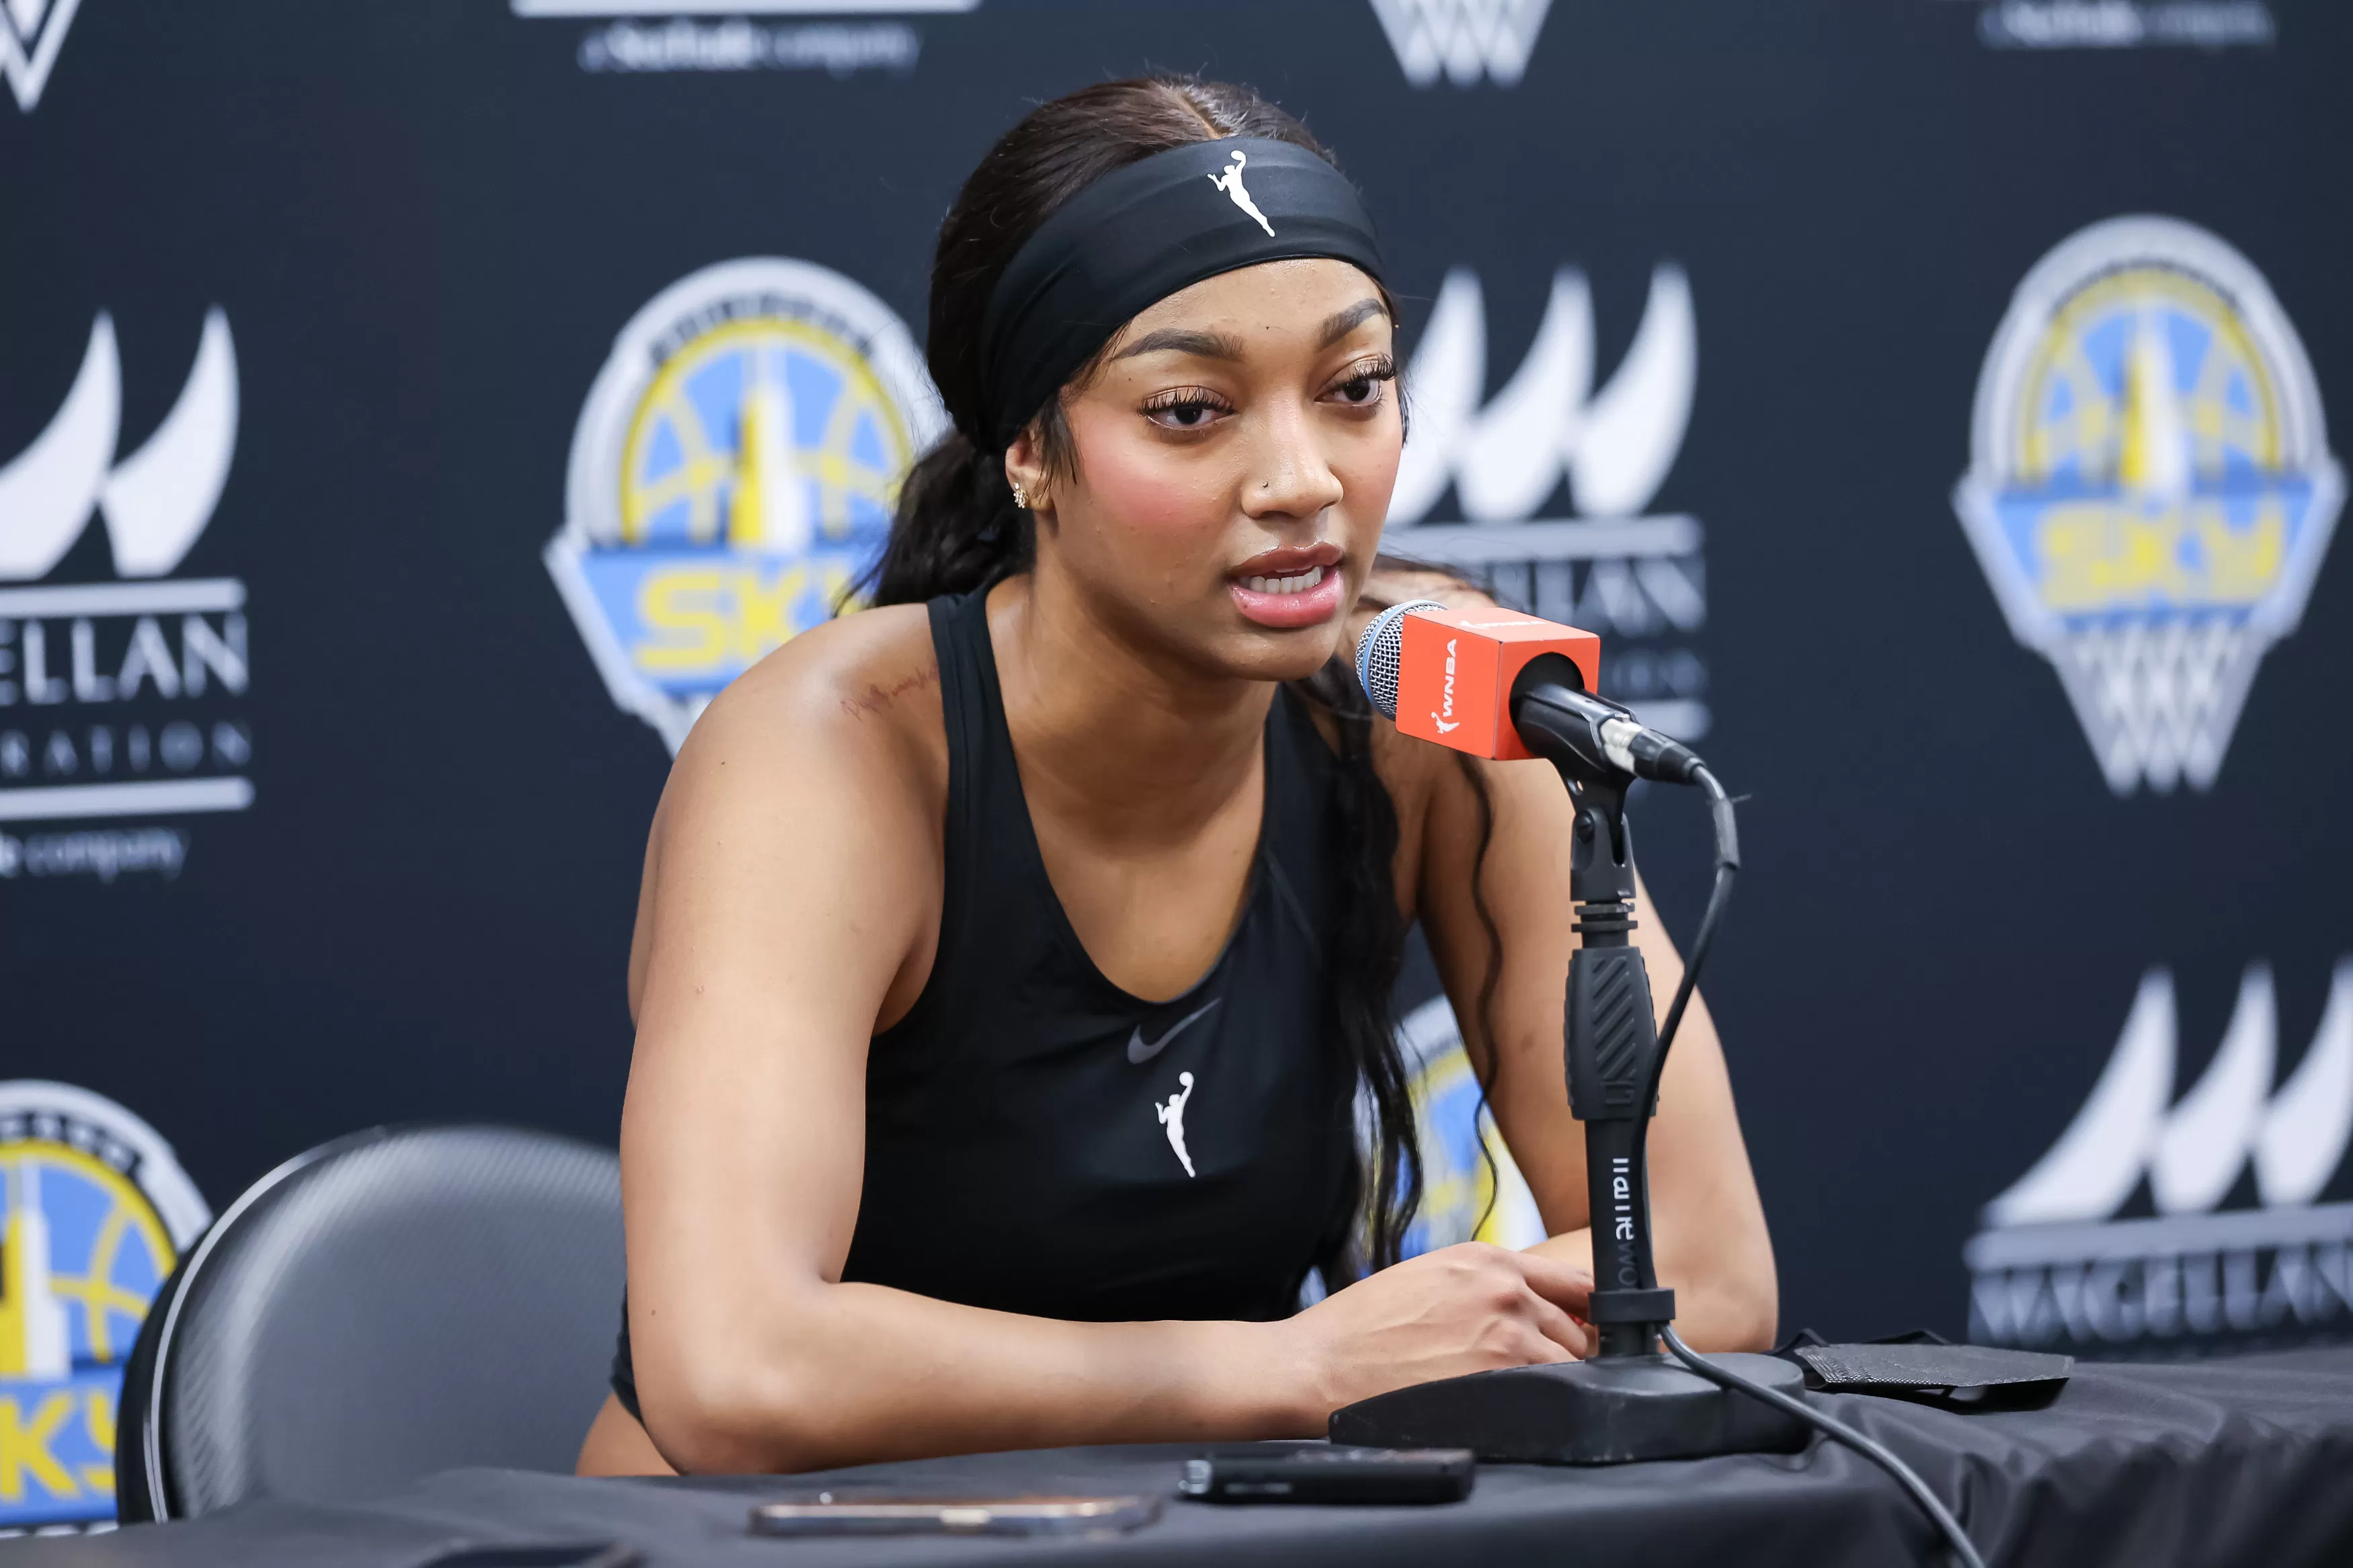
left=580, top=75, right=1776, bottom=1479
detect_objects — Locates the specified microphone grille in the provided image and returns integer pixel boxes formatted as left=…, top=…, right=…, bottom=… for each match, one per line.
left=1354, top=599, right=1446, bottom=721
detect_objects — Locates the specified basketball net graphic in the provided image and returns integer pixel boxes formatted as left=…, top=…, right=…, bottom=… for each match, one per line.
left=2051, top=618, right=2264, bottom=794
left=1, top=0, right=83, bottom=112
left=1369, top=0, right=1553, bottom=88
left=1954, top=216, right=2342, bottom=796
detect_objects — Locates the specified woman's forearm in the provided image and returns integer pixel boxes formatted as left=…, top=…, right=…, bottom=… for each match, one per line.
left=1659, top=1268, right=1778, bottom=1352
left=638, top=1280, right=1314, bottom=1474
left=1525, top=1228, right=1776, bottom=1353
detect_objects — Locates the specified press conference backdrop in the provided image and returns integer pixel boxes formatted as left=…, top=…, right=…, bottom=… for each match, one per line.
left=3, top=0, right=2348, bottom=1530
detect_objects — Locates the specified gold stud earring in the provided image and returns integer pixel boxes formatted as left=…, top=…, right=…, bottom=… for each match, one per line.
left=1010, top=479, right=1029, bottom=510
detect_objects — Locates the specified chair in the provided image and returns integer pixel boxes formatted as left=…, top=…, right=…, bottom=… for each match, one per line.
left=115, top=1124, right=623, bottom=1522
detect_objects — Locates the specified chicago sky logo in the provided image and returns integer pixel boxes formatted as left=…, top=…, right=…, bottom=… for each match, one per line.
left=0, top=1080, right=210, bottom=1527
left=547, top=257, right=943, bottom=752
left=1954, top=216, right=2342, bottom=794
left=1382, top=265, right=1706, bottom=737
left=1394, top=993, right=1546, bottom=1257
left=1, top=0, right=81, bottom=111
left=1967, top=962, right=2353, bottom=1354
left=1371, top=0, right=1553, bottom=87
left=0, top=310, right=252, bottom=855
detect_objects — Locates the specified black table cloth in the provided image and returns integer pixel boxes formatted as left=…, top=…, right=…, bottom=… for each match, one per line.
left=22, top=1348, right=2353, bottom=1567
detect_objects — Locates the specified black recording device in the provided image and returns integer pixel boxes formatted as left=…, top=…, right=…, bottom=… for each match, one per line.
left=1179, top=1446, right=1475, bottom=1505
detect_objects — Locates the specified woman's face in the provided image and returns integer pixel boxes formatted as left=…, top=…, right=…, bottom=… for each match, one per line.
left=1006, top=257, right=1402, bottom=684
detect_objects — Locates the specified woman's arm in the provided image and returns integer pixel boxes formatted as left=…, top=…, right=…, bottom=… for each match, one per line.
left=621, top=610, right=1595, bottom=1475
left=1375, top=576, right=1779, bottom=1353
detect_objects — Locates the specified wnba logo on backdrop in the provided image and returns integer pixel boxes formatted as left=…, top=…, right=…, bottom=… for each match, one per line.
left=1954, top=216, right=2343, bottom=795
left=1967, top=962, right=2353, bottom=1354
left=546, top=258, right=944, bottom=752
left=0, top=1081, right=210, bottom=1527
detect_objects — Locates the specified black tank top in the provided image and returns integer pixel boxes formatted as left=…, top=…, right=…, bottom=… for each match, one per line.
left=612, top=589, right=1356, bottom=1418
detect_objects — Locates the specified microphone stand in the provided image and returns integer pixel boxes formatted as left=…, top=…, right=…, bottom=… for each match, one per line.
left=1329, top=751, right=1808, bottom=1463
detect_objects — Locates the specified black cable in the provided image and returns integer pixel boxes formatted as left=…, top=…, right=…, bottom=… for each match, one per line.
left=1628, top=764, right=1737, bottom=1188
left=1659, top=1325, right=1987, bottom=1568
left=1655, top=866, right=1731, bottom=1067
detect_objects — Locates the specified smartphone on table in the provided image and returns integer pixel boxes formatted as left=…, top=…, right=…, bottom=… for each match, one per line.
left=748, top=1493, right=1162, bottom=1536
left=1179, top=1446, right=1476, bottom=1504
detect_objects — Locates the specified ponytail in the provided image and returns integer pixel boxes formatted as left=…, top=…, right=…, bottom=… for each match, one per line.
left=866, top=431, right=1031, bottom=608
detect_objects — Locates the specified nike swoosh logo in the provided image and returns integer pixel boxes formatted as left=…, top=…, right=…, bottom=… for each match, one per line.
left=1127, top=999, right=1220, bottom=1065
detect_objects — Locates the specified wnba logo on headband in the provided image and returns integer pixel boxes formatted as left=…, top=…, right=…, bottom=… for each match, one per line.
left=980, top=137, right=1385, bottom=450
left=1207, top=150, right=1275, bottom=237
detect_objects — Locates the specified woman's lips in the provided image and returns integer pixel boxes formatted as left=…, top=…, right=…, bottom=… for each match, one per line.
left=1229, top=563, right=1346, bottom=629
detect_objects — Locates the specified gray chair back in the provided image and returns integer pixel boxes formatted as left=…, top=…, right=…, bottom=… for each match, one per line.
left=118, top=1124, right=623, bottom=1520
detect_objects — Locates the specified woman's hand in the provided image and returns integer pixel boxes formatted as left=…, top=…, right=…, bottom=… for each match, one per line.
left=1276, top=1243, right=1594, bottom=1420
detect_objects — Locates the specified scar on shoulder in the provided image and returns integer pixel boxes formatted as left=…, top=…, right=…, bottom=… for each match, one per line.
left=840, top=662, right=939, bottom=723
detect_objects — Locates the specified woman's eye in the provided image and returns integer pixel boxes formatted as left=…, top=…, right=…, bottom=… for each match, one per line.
left=1322, top=361, right=1394, bottom=409
left=1144, top=396, right=1229, bottom=430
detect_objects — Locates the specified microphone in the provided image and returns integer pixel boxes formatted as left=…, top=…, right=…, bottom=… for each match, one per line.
left=1354, top=599, right=1707, bottom=785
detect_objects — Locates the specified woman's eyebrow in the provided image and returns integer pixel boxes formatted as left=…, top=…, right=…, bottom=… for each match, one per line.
left=1113, top=327, right=1246, bottom=362
left=1318, top=298, right=1388, bottom=347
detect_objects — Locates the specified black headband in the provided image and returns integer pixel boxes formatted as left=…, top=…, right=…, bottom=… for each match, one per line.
left=978, top=137, right=1386, bottom=452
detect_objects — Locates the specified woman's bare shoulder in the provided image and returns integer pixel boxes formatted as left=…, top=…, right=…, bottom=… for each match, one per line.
left=690, top=603, right=943, bottom=765
left=628, top=603, right=946, bottom=1022
left=654, top=602, right=949, bottom=842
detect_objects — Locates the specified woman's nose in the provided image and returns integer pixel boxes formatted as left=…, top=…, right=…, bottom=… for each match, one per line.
left=1240, top=401, right=1345, bottom=523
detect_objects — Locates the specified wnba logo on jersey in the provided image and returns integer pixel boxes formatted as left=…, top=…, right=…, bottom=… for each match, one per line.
left=546, top=258, right=946, bottom=752
left=0, top=1081, right=210, bottom=1528
left=1156, top=1072, right=1199, bottom=1178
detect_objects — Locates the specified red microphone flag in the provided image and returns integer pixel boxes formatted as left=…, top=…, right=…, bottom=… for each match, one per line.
left=1392, top=605, right=1602, bottom=761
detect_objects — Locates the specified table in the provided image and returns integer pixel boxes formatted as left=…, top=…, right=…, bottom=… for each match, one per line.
left=21, top=1348, right=2353, bottom=1567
